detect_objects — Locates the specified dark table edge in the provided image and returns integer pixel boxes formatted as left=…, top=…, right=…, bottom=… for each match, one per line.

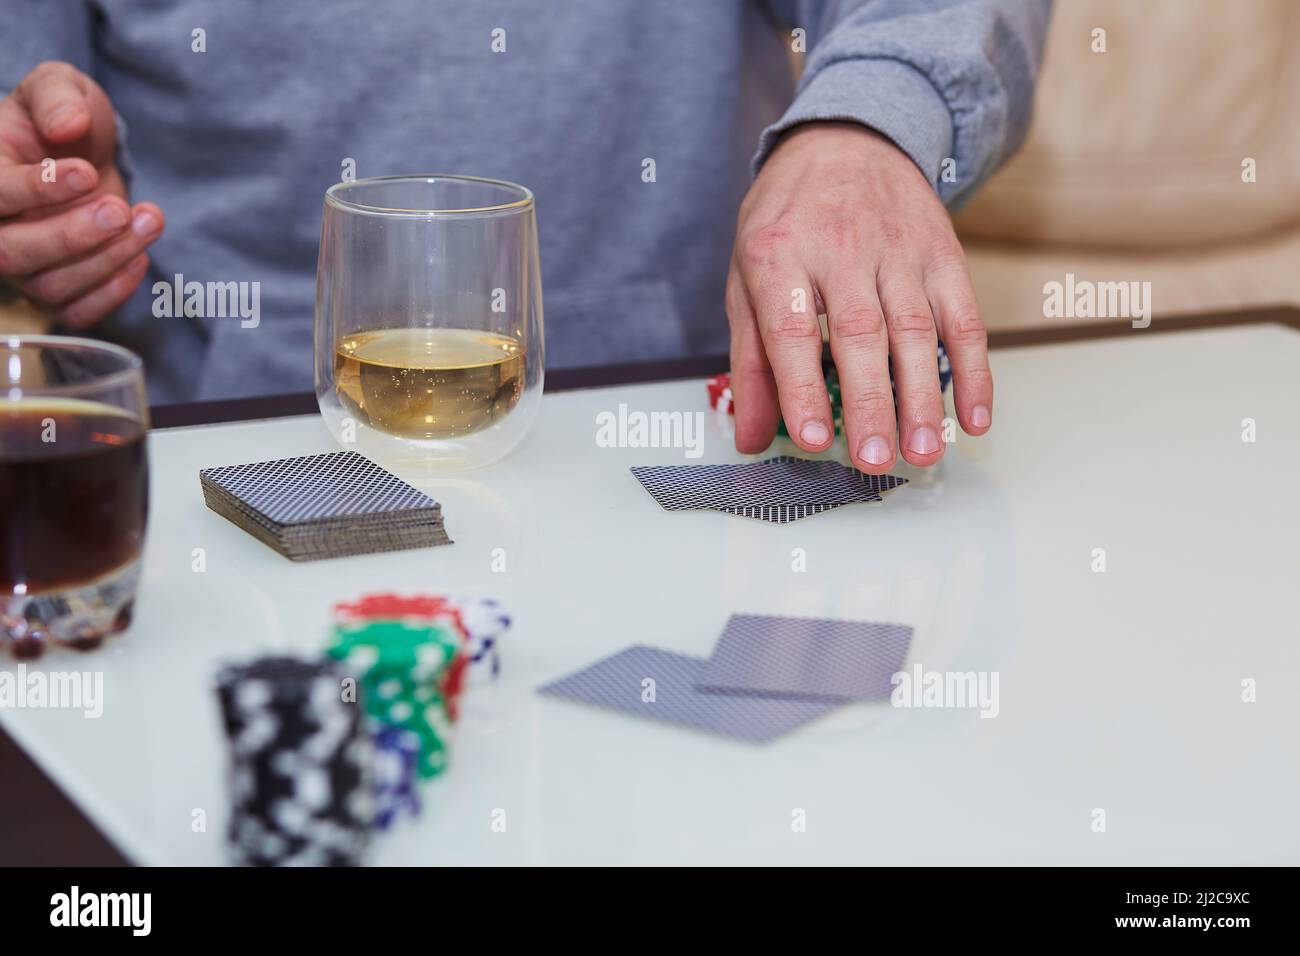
left=148, top=305, right=1300, bottom=430
left=5, top=303, right=1298, bottom=868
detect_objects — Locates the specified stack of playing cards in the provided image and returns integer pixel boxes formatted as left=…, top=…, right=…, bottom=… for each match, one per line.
left=539, top=614, right=913, bottom=743
left=200, top=451, right=451, bottom=561
left=630, top=455, right=907, bottom=524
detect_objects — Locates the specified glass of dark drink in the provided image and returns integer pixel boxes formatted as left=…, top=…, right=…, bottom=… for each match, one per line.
left=1, top=335, right=149, bottom=657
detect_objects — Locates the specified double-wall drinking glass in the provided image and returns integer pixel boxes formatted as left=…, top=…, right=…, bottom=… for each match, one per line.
left=314, top=175, right=544, bottom=471
left=1, top=336, right=149, bottom=657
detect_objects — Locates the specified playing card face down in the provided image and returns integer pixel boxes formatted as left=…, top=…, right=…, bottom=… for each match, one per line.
left=630, top=456, right=907, bottom=523
left=201, top=451, right=439, bottom=525
left=715, top=502, right=849, bottom=524
left=199, top=451, right=450, bottom=560
left=537, top=646, right=839, bottom=743
left=696, top=614, right=914, bottom=701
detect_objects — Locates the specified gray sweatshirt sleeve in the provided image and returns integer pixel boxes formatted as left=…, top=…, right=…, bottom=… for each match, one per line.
left=755, top=0, right=1052, bottom=208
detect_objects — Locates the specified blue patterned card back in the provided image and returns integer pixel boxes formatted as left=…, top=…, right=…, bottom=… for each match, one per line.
left=696, top=614, right=913, bottom=701
left=538, top=645, right=839, bottom=743
left=201, top=451, right=438, bottom=526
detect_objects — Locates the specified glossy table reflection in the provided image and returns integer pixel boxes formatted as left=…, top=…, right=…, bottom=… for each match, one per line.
left=2, top=315, right=1298, bottom=865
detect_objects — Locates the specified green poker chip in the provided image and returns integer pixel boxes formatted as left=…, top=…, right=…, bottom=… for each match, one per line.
left=327, top=619, right=461, bottom=778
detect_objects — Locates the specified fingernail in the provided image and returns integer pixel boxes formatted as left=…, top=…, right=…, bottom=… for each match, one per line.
left=46, top=105, right=77, bottom=132
left=860, top=437, right=892, bottom=466
left=95, top=202, right=128, bottom=232
left=907, top=426, right=941, bottom=456
left=971, top=404, right=991, bottom=429
left=132, top=210, right=160, bottom=238
left=799, top=421, right=831, bottom=446
left=65, top=169, right=92, bottom=193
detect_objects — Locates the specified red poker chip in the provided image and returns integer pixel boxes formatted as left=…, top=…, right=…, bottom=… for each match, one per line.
left=440, top=654, right=469, bottom=722
left=330, top=592, right=479, bottom=724
left=331, top=593, right=468, bottom=641
left=707, top=373, right=735, bottom=415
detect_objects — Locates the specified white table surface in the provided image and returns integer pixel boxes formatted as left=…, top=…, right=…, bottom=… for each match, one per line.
left=2, top=323, right=1298, bottom=866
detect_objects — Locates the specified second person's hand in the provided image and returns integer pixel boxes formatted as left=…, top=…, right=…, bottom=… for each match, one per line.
left=0, top=61, right=164, bottom=327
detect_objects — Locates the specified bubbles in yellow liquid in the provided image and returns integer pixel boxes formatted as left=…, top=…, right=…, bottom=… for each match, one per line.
left=334, top=328, right=524, bottom=439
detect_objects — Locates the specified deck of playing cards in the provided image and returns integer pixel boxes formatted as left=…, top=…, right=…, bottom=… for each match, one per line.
left=538, top=613, right=913, bottom=743
left=200, top=451, right=451, bottom=561
left=630, top=455, right=907, bottom=523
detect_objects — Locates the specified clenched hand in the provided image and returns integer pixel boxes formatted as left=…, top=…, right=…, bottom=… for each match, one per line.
left=0, top=61, right=163, bottom=327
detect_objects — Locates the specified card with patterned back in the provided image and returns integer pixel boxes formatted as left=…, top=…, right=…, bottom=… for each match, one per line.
left=695, top=614, right=914, bottom=701
left=630, top=456, right=905, bottom=515
left=538, top=645, right=839, bottom=743
left=200, top=451, right=439, bottom=527
left=714, top=502, right=851, bottom=524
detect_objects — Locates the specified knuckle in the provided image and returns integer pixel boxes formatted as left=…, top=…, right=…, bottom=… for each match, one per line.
left=958, top=362, right=993, bottom=391
left=877, top=216, right=906, bottom=249
left=886, top=304, right=935, bottom=340
left=923, top=227, right=965, bottom=269
left=739, top=223, right=792, bottom=267
left=28, top=164, right=50, bottom=196
left=766, top=309, right=820, bottom=344
left=844, top=389, right=894, bottom=421
left=949, top=308, right=987, bottom=345
left=56, top=215, right=84, bottom=256
left=902, top=384, right=941, bottom=414
left=28, top=60, right=76, bottom=92
left=30, top=60, right=63, bottom=81
left=24, top=272, right=70, bottom=306
left=815, top=212, right=859, bottom=249
left=831, top=302, right=887, bottom=345
left=784, top=378, right=829, bottom=407
left=926, top=252, right=969, bottom=286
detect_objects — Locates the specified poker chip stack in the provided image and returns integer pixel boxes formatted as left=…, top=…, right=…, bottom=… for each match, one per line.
left=327, top=603, right=464, bottom=779
left=215, top=656, right=372, bottom=867
left=333, top=592, right=511, bottom=698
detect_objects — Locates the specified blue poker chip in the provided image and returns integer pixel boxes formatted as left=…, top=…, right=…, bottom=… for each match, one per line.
left=371, top=725, right=420, bottom=830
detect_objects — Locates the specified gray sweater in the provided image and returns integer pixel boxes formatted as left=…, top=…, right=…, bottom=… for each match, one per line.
left=2, top=0, right=1050, bottom=402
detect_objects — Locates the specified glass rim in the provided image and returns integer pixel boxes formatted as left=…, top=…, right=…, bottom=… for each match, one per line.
left=324, top=174, right=535, bottom=218
left=2, top=333, right=145, bottom=399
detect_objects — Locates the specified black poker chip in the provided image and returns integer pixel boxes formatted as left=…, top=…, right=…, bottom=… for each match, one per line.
left=216, top=656, right=372, bottom=866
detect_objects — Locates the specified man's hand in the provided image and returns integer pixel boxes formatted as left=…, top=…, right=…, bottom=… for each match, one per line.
left=727, top=122, right=992, bottom=473
left=0, top=61, right=163, bottom=327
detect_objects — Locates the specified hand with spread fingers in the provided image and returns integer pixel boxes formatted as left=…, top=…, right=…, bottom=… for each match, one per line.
left=0, top=61, right=164, bottom=328
left=727, top=122, right=993, bottom=474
